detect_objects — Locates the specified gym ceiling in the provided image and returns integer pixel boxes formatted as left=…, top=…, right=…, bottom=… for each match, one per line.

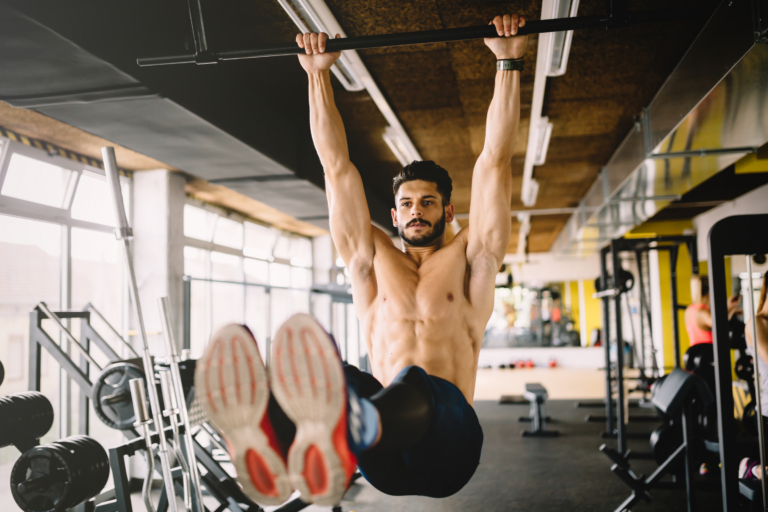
left=1, top=0, right=764, bottom=251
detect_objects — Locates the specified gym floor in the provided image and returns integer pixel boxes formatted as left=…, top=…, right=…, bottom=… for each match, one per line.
left=287, top=399, right=725, bottom=512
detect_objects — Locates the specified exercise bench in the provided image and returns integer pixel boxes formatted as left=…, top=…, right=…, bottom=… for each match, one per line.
left=520, top=383, right=559, bottom=437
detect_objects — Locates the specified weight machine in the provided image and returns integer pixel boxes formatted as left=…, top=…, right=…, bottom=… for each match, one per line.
left=589, top=235, right=698, bottom=463
left=707, top=214, right=768, bottom=510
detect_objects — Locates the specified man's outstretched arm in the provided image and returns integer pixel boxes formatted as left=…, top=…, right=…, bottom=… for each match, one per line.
left=299, top=33, right=374, bottom=276
left=467, top=15, right=527, bottom=283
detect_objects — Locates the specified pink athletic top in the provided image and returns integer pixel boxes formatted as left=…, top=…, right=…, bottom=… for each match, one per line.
left=685, top=303, right=713, bottom=345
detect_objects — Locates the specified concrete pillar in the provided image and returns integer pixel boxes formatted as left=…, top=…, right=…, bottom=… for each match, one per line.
left=131, top=170, right=186, bottom=356
left=312, top=234, right=333, bottom=331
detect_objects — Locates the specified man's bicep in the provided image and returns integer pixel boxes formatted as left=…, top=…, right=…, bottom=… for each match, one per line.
left=326, top=162, right=374, bottom=265
left=467, top=159, right=512, bottom=263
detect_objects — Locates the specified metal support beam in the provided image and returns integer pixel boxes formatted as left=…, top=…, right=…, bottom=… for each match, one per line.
left=138, top=7, right=697, bottom=66
left=649, top=146, right=758, bottom=159
left=610, top=240, right=627, bottom=456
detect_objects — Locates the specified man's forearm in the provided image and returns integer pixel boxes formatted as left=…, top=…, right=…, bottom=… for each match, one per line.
left=308, top=70, right=351, bottom=173
left=481, top=70, right=520, bottom=166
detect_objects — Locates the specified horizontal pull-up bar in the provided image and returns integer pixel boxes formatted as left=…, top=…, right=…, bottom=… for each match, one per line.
left=137, top=7, right=694, bottom=67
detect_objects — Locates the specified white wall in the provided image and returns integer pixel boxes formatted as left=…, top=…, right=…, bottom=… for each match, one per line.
left=694, top=182, right=768, bottom=259
left=479, top=346, right=604, bottom=369
left=504, top=252, right=600, bottom=286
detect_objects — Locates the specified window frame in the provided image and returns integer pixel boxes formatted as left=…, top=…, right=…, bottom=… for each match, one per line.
left=0, top=135, right=132, bottom=439
left=0, top=139, right=131, bottom=234
left=182, top=199, right=316, bottom=350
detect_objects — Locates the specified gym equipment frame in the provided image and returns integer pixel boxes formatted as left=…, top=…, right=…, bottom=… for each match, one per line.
left=601, top=368, right=715, bottom=512
left=595, top=235, right=698, bottom=460
left=28, top=303, right=351, bottom=512
left=137, top=0, right=701, bottom=66
left=708, top=213, right=768, bottom=510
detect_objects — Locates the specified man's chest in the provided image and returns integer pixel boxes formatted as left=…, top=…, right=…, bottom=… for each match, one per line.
left=371, top=248, right=469, bottom=312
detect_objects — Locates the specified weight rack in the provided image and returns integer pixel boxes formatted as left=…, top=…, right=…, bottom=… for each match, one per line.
left=27, top=304, right=349, bottom=512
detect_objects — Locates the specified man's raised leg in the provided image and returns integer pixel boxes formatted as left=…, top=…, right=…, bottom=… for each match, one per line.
left=194, top=324, right=292, bottom=505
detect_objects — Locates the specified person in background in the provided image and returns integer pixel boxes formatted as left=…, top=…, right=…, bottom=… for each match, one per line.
left=685, top=275, right=741, bottom=346
left=739, top=276, right=768, bottom=480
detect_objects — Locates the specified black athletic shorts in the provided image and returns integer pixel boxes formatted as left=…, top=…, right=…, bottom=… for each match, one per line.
left=343, top=364, right=484, bottom=498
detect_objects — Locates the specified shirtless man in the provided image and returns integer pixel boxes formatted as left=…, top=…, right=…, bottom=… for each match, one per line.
left=196, top=14, right=527, bottom=507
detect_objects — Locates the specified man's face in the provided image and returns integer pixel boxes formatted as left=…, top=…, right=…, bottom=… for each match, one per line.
left=391, top=180, right=454, bottom=247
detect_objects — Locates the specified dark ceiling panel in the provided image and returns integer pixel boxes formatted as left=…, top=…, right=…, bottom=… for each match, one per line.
left=0, top=7, right=138, bottom=98
left=38, top=97, right=294, bottom=180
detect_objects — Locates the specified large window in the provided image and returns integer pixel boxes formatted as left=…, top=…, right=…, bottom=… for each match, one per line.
left=0, top=136, right=131, bottom=504
left=183, top=203, right=314, bottom=359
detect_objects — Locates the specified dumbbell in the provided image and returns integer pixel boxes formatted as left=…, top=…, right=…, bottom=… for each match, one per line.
left=10, top=435, right=109, bottom=512
left=0, top=392, right=54, bottom=453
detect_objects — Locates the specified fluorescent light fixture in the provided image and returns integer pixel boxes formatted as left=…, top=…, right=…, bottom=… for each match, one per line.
left=522, top=178, right=540, bottom=207
left=276, top=0, right=364, bottom=91
left=383, top=126, right=420, bottom=167
left=546, top=0, right=580, bottom=77
left=533, top=117, right=553, bottom=166
left=277, top=0, right=423, bottom=168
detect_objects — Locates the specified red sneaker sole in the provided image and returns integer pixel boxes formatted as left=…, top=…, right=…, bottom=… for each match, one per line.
left=194, top=324, right=291, bottom=505
left=269, top=314, right=356, bottom=506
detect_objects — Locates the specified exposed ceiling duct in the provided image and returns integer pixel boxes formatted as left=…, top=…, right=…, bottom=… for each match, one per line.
left=551, top=0, right=768, bottom=255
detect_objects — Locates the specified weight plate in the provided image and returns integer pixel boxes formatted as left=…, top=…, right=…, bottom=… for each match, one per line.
left=11, top=445, right=72, bottom=512
left=91, top=363, right=145, bottom=430
left=10, top=436, right=109, bottom=512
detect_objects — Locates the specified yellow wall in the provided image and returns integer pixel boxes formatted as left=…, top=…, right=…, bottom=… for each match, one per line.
left=582, top=279, right=602, bottom=346
left=565, top=281, right=579, bottom=329
left=628, top=220, right=694, bottom=371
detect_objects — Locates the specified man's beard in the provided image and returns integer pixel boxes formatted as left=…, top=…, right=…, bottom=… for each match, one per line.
left=398, top=211, right=446, bottom=247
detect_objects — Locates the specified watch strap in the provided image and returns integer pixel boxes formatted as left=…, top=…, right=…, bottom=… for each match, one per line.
left=496, top=59, right=524, bottom=72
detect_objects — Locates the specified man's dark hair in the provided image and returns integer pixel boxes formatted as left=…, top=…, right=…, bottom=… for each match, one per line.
left=392, top=161, right=453, bottom=205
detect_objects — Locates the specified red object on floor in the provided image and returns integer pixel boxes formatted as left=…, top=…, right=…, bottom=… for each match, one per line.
left=525, top=360, right=534, bottom=368
left=548, top=359, right=557, bottom=368
left=515, top=360, right=526, bottom=369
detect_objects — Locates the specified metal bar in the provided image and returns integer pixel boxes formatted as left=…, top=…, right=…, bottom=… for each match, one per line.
left=611, top=240, right=627, bottom=455
left=109, top=447, right=134, bottom=512
left=30, top=309, right=93, bottom=393
left=103, top=147, right=179, bottom=512
left=636, top=251, right=647, bottom=376
left=137, top=7, right=695, bottom=66
left=454, top=206, right=581, bottom=220
left=608, top=195, right=682, bottom=203
left=79, top=336, right=90, bottom=436
left=185, top=275, right=311, bottom=292
left=649, top=146, right=758, bottom=159
left=86, top=303, right=140, bottom=358
left=681, top=405, right=694, bottom=512
left=183, top=278, right=192, bottom=351
left=28, top=310, right=42, bottom=392
left=158, top=297, right=205, bottom=512
left=186, top=0, right=209, bottom=54
left=80, top=318, right=120, bottom=363
left=37, top=302, right=103, bottom=371
left=600, top=247, right=615, bottom=437
left=669, top=245, right=682, bottom=368
left=747, top=255, right=768, bottom=510
left=594, top=288, right=622, bottom=299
